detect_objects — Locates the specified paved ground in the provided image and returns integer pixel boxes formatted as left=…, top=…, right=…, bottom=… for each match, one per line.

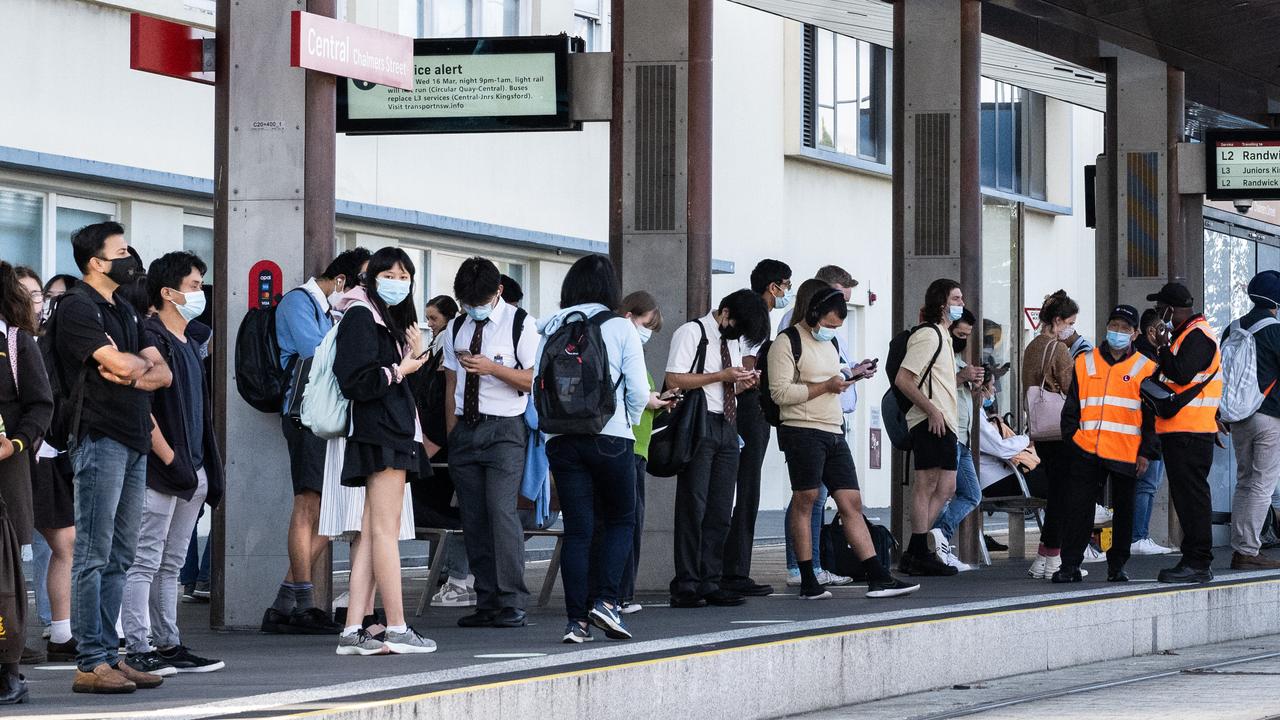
left=11, top=539, right=1272, bottom=719
left=786, top=634, right=1280, bottom=719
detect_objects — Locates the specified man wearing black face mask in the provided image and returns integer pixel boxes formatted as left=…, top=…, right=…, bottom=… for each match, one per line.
left=53, top=222, right=173, bottom=693
left=664, top=289, right=769, bottom=608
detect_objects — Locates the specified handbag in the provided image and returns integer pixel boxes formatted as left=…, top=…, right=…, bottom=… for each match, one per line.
left=1140, top=372, right=1218, bottom=420
left=1026, top=340, right=1067, bottom=441
left=646, top=321, right=710, bottom=478
left=0, top=494, right=26, bottom=665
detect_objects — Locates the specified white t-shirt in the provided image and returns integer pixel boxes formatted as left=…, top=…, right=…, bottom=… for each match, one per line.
left=665, top=313, right=742, bottom=415
left=442, top=297, right=540, bottom=418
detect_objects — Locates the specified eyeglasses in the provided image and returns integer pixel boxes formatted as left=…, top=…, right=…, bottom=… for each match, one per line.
left=28, top=290, right=44, bottom=302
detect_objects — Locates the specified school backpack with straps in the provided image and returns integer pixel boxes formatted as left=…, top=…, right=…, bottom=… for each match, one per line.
left=450, top=305, right=530, bottom=381
left=300, top=300, right=372, bottom=439
left=235, top=288, right=324, bottom=414
left=534, top=310, right=620, bottom=435
left=39, top=287, right=96, bottom=452
left=1219, top=316, right=1280, bottom=423
left=880, top=324, right=944, bottom=451
left=757, top=325, right=838, bottom=427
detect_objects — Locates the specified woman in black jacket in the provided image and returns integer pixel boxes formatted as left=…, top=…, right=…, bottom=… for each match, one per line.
left=330, top=247, right=434, bottom=656
left=0, top=261, right=53, bottom=704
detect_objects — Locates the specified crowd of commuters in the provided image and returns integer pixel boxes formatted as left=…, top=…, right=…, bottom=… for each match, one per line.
left=5, top=218, right=1280, bottom=704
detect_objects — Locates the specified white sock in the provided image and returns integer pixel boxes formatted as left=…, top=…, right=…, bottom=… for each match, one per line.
left=386, top=624, right=407, bottom=634
left=51, top=619, right=72, bottom=644
left=341, top=625, right=361, bottom=637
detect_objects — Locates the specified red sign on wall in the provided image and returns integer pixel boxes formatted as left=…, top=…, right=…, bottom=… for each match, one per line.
left=290, top=11, right=414, bottom=91
left=249, top=261, right=283, bottom=311
left=129, top=14, right=214, bottom=85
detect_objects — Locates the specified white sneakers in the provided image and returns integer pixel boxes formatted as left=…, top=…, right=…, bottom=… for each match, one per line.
left=1082, top=545, right=1107, bottom=563
left=1131, top=537, right=1173, bottom=555
left=817, top=570, right=854, bottom=586
left=929, top=529, right=974, bottom=572
left=1093, top=505, right=1114, bottom=526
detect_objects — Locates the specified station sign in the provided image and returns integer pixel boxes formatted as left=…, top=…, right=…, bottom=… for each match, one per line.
left=337, top=35, right=574, bottom=135
left=129, top=13, right=214, bottom=85
left=290, top=11, right=414, bottom=91
left=1205, top=129, right=1280, bottom=201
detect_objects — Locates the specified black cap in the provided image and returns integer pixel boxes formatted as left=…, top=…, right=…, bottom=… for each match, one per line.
left=1108, top=304, right=1140, bottom=328
left=1145, top=282, right=1193, bottom=308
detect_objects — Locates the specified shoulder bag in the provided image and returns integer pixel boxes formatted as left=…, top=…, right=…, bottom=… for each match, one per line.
left=646, top=321, right=710, bottom=478
left=1026, top=339, right=1066, bottom=441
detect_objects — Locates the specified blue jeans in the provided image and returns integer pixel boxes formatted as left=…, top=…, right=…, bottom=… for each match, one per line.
left=1132, top=458, right=1164, bottom=542
left=934, top=443, right=981, bottom=541
left=32, top=530, right=52, bottom=626
left=619, top=455, right=646, bottom=602
left=70, top=435, right=147, bottom=671
left=179, top=507, right=211, bottom=587
left=786, top=486, right=828, bottom=573
left=548, top=434, right=636, bottom=622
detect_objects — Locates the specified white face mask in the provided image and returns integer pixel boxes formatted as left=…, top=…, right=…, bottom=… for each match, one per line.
left=637, top=326, right=653, bottom=345
left=1057, top=325, right=1074, bottom=341
left=327, top=279, right=345, bottom=308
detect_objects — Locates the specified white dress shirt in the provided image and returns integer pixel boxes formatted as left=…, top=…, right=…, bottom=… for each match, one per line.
left=665, top=313, right=742, bottom=415
left=442, top=297, right=540, bottom=418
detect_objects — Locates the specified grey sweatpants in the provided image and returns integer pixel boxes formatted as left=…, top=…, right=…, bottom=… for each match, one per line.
left=122, top=469, right=208, bottom=653
left=1231, top=413, right=1280, bottom=556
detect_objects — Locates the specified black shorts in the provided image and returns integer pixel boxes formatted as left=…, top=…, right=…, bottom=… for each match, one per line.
left=776, top=425, right=859, bottom=493
left=281, top=415, right=327, bottom=495
left=910, top=423, right=958, bottom=471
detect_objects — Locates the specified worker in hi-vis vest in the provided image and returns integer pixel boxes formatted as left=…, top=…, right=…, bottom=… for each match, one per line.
left=1056, top=305, right=1158, bottom=584
left=1145, top=282, right=1223, bottom=584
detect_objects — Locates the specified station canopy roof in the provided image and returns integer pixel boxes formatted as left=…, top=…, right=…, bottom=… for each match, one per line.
left=731, top=0, right=1280, bottom=121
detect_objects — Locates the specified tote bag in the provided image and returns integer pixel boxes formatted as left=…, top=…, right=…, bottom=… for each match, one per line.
left=1026, top=340, right=1066, bottom=441
left=647, top=321, right=710, bottom=478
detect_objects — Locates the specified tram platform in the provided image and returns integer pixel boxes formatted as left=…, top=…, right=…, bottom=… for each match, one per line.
left=13, top=544, right=1280, bottom=720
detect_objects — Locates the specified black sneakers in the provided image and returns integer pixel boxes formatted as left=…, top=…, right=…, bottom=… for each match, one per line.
left=899, top=552, right=959, bottom=577
left=124, top=652, right=177, bottom=677
left=1051, top=566, right=1083, bottom=583
left=1158, top=564, right=1213, bottom=584
left=156, top=645, right=225, bottom=673
left=260, top=607, right=341, bottom=634
left=46, top=638, right=77, bottom=662
left=866, top=576, right=921, bottom=599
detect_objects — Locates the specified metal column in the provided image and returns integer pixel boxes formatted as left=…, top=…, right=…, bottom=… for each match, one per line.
left=610, top=0, right=712, bottom=592
left=890, top=0, right=983, bottom=559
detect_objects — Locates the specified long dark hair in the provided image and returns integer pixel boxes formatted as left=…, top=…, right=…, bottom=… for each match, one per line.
left=1041, top=289, right=1079, bottom=333
left=362, top=247, right=418, bottom=345
left=0, top=262, right=38, bottom=335
left=921, top=278, right=961, bottom=325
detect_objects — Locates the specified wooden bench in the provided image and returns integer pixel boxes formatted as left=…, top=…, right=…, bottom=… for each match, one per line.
left=413, top=527, right=564, bottom=616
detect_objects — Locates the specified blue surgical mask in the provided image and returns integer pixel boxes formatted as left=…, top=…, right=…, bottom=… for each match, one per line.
left=1107, top=330, right=1132, bottom=350
left=982, top=396, right=995, bottom=409
left=812, top=326, right=838, bottom=342
left=774, top=287, right=795, bottom=310
left=172, top=290, right=205, bottom=322
left=948, top=305, right=964, bottom=322
left=465, top=301, right=494, bottom=322
left=637, top=326, right=653, bottom=345
left=376, top=278, right=411, bottom=307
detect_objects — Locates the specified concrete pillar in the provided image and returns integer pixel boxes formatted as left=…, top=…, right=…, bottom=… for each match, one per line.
left=213, top=0, right=309, bottom=629
left=609, top=0, right=713, bottom=592
left=890, top=0, right=982, bottom=558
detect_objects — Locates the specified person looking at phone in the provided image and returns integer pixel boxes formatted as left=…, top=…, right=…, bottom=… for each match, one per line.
left=772, top=288, right=919, bottom=600
left=443, top=257, right=540, bottom=628
left=663, top=289, right=769, bottom=608
left=926, top=308, right=983, bottom=572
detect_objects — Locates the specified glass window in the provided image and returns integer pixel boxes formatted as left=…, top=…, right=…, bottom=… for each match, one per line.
left=1259, top=242, right=1280, bottom=274
left=183, top=215, right=215, bottom=283
left=981, top=78, right=1041, bottom=197
left=982, top=198, right=1020, bottom=419
left=0, top=188, right=44, bottom=273
left=573, top=0, right=607, bottom=51
left=1203, top=227, right=1256, bottom=334
left=55, top=200, right=116, bottom=278
left=805, top=28, right=885, bottom=163
left=419, top=0, right=520, bottom=37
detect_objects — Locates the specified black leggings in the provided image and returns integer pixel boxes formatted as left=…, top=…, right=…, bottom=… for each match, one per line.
left=1032, top=440, right=1070, bottom=549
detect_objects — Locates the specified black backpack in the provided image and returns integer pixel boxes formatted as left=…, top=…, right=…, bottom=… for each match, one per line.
left=534, top=310, right=619, bottom=435
left=234, top=288, right=321, bottom=414
left=881, top=324, right=944, bottom=451
left=757, top=326, right=839, bottom=427
left=820, top=512, right=898, bottom=580
left=39, top=287, right=97, bottom=452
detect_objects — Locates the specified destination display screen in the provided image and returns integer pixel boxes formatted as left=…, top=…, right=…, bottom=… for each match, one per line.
left=1205, top=129, right=1280, bottom=200
left=337, top=35, right=573, bottom=135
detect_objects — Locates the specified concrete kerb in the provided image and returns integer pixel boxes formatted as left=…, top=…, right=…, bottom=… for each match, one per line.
left=269, top=576, right=1280, bottom=720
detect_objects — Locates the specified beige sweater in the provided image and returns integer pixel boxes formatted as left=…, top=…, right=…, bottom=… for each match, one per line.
left=767, top=327, right=844, bottom=434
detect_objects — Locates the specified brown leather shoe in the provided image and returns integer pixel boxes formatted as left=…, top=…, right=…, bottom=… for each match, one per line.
left=72, top=663, right=136, bottom=694
left=114, top=660, right=164, bottom=689
left=1231, top=551, right=1280, bottom=570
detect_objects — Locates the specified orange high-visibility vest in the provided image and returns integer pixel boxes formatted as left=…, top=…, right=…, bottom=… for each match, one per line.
left=1073, top=348, right=1156, bottom=463
left=1154, top=318, right=1222, bottom=435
